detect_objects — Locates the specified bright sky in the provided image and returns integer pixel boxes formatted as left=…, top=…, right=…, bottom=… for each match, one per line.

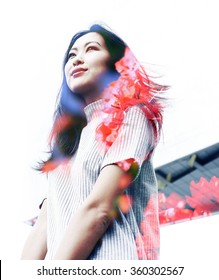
left=0, top=0, right=218, bottom=262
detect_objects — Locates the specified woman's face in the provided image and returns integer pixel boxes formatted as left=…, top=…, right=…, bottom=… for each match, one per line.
left=65, top=32, right=111, bottom=100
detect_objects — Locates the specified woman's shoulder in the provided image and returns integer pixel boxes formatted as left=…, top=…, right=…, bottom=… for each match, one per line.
left=124, top=104, right=147, bottom=121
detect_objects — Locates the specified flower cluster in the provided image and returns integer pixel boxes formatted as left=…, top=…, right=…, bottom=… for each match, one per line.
left=96, top=47, right=165, bottom=155
left=135, top=176, right=219, bottom=259
left=144, top=176, right=219, bottom=226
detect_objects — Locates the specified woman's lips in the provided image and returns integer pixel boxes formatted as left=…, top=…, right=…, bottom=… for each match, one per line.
left=71, top=68, right=87, bottom=77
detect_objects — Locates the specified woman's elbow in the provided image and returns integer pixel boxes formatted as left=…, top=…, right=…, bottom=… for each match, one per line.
left=95, top=209, right=112, bottom=232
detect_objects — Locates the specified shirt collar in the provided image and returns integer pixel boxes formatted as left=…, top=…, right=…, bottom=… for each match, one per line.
left=83, top=99, right=106, bottom=122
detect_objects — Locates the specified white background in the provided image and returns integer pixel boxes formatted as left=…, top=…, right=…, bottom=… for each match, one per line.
left=0, top=0, right=218, bottom=264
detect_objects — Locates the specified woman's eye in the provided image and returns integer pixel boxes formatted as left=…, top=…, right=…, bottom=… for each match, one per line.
left=87, top=46, right=98, bottom=52
left=68, top=52, right=76, bottom=59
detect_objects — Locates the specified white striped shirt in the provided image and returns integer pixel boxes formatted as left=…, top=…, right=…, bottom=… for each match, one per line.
left=46, top=99, right=160, bottom=259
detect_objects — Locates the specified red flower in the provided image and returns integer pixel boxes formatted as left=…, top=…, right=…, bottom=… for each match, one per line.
left=118, top=173, right=133, bottom=190
left=186, top=176, right=219, bottom=216
left=110, top=194, right=133, bottom=218
left=157, top=192, right=192, bottom=224
left=159, top=208, right=193, bottom=224
left=135, top=194, right=160, bottom=259
left=158, top=192, right=186, bottom=210
left=117, top=195, right=133, bottom=213
left=41, top=159, right=70, bottom=173
left=135, top=232, right=160, bottom=260
left=116, top=158, right=136, bottom=172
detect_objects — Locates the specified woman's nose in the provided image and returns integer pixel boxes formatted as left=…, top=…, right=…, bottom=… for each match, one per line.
left=73, top=55, right=84, bottom=66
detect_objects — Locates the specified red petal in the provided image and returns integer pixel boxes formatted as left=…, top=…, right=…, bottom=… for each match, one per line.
left=118, top=195, right=133, bottom=213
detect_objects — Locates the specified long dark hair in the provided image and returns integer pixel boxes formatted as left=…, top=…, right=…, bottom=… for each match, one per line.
left=38, top=24, right=127, bottom=171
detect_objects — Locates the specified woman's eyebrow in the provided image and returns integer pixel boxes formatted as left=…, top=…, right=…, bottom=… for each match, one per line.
left=70, top=41, right=102, bottom=52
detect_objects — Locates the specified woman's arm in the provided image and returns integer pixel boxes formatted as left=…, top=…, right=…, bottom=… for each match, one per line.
left=53, top=164, right=126, bottom=260
left=21, top=199, right=47, bottom=260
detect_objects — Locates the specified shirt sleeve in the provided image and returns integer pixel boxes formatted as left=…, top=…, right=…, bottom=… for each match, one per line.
left=100, top=105, right=153, bottom=180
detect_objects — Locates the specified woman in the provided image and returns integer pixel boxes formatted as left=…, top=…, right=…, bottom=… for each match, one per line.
left=21, top=24, right=167, bottom=260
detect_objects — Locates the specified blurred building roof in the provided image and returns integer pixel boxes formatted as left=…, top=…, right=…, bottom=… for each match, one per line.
left=155, top=142, right=219, bottom=197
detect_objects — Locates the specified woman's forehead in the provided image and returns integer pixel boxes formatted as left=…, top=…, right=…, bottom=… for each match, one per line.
left=71, top=32, right=106, bottom=49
